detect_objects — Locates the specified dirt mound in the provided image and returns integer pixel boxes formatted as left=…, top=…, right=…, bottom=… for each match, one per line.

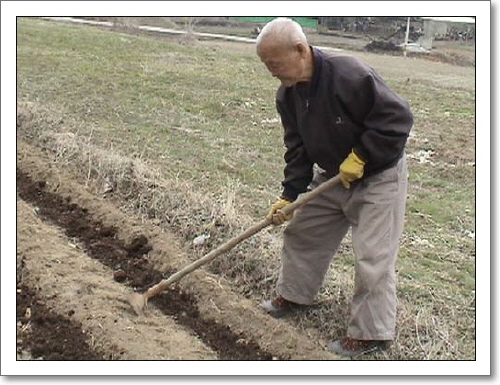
left=364, top=39, right=401, bottom=52
left=425, top=50, right=475, bottom=66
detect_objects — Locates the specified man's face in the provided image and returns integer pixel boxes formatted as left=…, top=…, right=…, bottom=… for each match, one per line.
left=257, top=41, right=304, bottom=87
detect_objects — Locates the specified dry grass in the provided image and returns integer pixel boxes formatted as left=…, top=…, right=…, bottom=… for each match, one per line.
left=16, top=17, right=476, bottom=360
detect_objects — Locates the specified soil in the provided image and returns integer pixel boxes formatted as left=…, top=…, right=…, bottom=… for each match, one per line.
left=16, top=141, right=339, bottom=361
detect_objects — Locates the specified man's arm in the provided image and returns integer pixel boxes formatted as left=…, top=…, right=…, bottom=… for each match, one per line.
left=336, top=60, right=414, bottom=171
left=277, top=98, right=314, bottom=201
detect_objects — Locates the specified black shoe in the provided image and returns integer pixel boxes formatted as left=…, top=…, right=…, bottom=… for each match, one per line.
left=259, top=296, right=299, bottom=318
left=327, top=337, right=389, bottom=358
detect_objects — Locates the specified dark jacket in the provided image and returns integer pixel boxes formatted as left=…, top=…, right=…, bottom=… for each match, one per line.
left=276, top=47, right=414, bottom=201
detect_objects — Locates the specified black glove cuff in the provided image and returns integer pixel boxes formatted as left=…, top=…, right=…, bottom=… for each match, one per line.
left=352, top=146, right=368, bottom=163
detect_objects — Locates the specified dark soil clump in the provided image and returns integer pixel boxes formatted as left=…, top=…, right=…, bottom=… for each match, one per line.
left=16, top=285, right=109, bottom=360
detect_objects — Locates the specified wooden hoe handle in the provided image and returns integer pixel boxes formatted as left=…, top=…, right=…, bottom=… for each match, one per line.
left=144, top=174, right=342, bottom=301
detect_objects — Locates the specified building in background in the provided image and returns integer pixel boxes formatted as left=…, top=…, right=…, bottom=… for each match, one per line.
left=419, top=17, right=475, bottom=49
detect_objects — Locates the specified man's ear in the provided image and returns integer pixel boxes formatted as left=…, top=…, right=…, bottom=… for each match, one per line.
left=296, top=42, right=308, bottom=58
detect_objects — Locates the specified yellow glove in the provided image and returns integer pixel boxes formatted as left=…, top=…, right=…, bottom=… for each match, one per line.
left=266, top=197, right=293, bottom=225
left=339, top=150, right=366, bottom=189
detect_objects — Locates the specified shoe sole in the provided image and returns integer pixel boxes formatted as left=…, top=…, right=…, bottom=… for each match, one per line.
left=327, top=340, right=387, bottom=358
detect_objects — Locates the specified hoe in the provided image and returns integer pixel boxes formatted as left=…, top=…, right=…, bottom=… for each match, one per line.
left=127, top=174, right=341, bottom=315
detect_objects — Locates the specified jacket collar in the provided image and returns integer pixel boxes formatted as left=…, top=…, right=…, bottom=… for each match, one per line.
left=310, top=46, right=323, bottom=96
left=295, top=46, right=323, bottom=97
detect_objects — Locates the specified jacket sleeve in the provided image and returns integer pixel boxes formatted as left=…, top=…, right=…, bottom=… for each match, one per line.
left=276, top=98, right=314, bottom=201
left=337, top=61, right=414, bottom=170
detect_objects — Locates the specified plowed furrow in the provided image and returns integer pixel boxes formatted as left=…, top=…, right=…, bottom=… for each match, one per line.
left=17, top=284, right=109, bottom=360
left=17, top=168, right=275, bottom=360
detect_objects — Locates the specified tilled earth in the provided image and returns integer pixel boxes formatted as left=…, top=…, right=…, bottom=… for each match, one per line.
left=16, top=141, right=339, bottom=361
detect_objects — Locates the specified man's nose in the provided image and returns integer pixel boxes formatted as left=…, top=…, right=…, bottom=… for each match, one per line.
left=265, top=64, right=278, bottom=77
left=269, top=69, right=279, bottom=78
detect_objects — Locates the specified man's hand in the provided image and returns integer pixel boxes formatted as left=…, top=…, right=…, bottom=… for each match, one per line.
left=266, top=197, right=293, bottom=225
left=339, top=150, right=366, bottom=189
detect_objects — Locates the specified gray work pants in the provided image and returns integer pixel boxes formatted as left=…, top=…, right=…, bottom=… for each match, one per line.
left=277, top=154, right=408, bottom=340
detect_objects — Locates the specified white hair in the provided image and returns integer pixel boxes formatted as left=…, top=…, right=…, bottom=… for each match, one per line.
left=256, top=17, right=308, bottom=48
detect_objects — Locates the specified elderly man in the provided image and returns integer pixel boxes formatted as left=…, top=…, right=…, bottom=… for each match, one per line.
left=256, top=18, right=413, bottom=357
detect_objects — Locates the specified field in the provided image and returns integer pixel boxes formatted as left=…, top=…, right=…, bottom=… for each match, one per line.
left=15, top=17, right=476, bottom=365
